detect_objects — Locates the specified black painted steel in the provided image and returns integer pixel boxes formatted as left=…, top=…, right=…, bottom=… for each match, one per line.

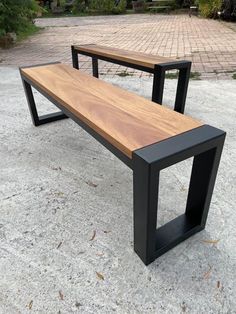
left=20, top=63, right=226, bottom=265
left=71, top=45, right=79, bottom=69
left=174, top=62, right=191, bottom=113
left=21, top=78, right=40, bottom=126
left=92, top=57, right=99, bottom=78
left=152, top=65, right=165, bottom=105
left=21, top=78, right=68, bottom=126
left=133, top=125, right=225, bottom=265
left=71, top=45, right=191, bottom=113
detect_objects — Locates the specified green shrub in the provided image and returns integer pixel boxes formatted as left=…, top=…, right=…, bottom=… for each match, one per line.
left=72, top=0, right=87, bottom=13
left=0, top=0, right=40, bottom=36
left=112, top=0, right=127, bottom=14
left=199, top=0, right=223, bottom=18
left=89, top=0, right=127, bottom=14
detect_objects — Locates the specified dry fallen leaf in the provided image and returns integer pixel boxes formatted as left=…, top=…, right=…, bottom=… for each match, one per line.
left=57, top=241, right=62, bottom=249
left=96, top=252, right=104, bottom=257
left=203, top=266, right=212, bottom=279
left=75, top=301, right=82, bottom=308
left=52, top=166, right=62, bottom=171
left=59, top=290, right=64, bottom=300
left=181, top=302, right=187, bottom=313
left=54, top=191, right=64, bottom=197
left=86, top=181, right=97, bottom=188
left=90, top=230, right=96, bottom=241
left=96, top=272, right=104, bottom=280
left=202, top=239, right=220, bottom=244
left=217, top=281, right=220, bottom=288
left=28, top=300, right=33, bottom=310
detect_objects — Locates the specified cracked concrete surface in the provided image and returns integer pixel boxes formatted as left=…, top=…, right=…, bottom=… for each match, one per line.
left=0, top=67, right=236, bottom=313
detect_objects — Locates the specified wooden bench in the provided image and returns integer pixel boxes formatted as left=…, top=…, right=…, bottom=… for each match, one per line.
left=20, top=63, right=226, bottom=265
left=147, top=0, right=174, bottom=13
left=71, top=44, right=192, bottom=114
left=149, top=5, right=171, bottom=13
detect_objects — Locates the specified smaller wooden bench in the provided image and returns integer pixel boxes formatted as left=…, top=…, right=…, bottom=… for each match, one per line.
left=20, top=63, right=225, bottom=265
left=189, top=5, right=198, bottom=17
left=149, top=5, right=171, bottom=13
left=147, top=0, right=174, bottom=13
left=71, top=44, right=192, bottom=114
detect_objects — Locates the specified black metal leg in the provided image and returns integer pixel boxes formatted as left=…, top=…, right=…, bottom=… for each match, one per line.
left=71, top=45, right=79, bottom=69
left=22, top=79, right=40, bottom=126
left=133, top=125, right=226, bottom=265
left=174, top=62, right=191, bottom=114
left=92, top=57, right=99, bottom=78
left=133, top=155, right=159, bottom=265
left=152, top=65, right=165, bottom=104
left=21, top=78, right=68, bottom=126
left=185, top=142, right=225, bottom=228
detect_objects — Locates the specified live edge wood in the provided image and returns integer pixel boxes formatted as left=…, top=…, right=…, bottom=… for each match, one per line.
left=74, top=44, right=175, bottom=69
left=21, top=63, right=203, bottom=158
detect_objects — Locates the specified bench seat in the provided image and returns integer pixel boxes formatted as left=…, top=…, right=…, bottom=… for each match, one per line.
left=73, top=44, right=175, bottom=70
left=21, top=63, right=201, bottom=159
left=71, top=44, right=192, bottom=114
left=20, top=63, right=225, bottom=265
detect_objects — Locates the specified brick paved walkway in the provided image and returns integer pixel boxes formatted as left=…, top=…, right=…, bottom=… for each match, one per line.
left=1, top=14, right=236, bottom=79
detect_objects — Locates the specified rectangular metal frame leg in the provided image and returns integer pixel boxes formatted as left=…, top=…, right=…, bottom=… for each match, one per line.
left=185, top=145, right=224, bottom=228
left=152, top=65, right=165, bottom=105
left=92, top=57, right=99, bottom=78
left=133, top=125, right=226, bottom=265
left=133, top=157, right=159, bottom=265
left=21, top=78, right=68, bottom=126
left=174, top=62, right=191, bottom=113
left=71, top=45, right=79, bottom=69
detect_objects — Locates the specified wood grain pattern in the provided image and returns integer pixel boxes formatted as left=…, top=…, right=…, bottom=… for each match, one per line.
left=74, top=44, right=175, bottom=69
left=21, top=64, right=203, bottom=158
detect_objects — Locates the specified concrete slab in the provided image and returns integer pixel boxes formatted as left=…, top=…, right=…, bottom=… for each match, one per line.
left=0, top=67, right=236, bottom=313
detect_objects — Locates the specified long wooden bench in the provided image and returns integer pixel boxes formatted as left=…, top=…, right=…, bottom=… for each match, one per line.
left=20, top=63, right=226, bottom=265
left=147, top=0, right=175, bottom=13
left=71, top=44, right=192, bottom=114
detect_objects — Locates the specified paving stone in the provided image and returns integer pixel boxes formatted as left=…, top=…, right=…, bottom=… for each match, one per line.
left=0, top=14, right=236, bottom=80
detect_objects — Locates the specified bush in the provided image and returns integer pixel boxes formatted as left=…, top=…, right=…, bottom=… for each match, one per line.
left=126, top=0, right=133, bottom=9
left=0, top=0, right=40, bottom=36
left=72, top=0, right=87, bottom=13
left=112, top=0, right=127, bottom=13
left=199, top=0, right=223, bottom=17
left=89, top=0, right=127, bottom=14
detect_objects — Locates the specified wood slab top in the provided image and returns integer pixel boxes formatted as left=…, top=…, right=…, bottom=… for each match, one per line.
left=21, top=64, right=203, bottom=158
left=74, top=44, right=176, bottom=69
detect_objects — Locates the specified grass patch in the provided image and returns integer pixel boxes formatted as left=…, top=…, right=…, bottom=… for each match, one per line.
left=165, top=72, right=178, bottom=79
left=117, top=71, right=133, bottom=77
left=232, top=73, right=236, bottom=79
left=165, top=71, right=201, bottom=80
left=17, top=24, right=41, bottom=42
left=40, top=9, right=135, bottom=18
left=41, top=11, right=89, bottom=18
left=190, top=71, right=201, bottom=80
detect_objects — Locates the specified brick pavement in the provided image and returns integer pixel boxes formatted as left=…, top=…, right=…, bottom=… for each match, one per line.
left=0, top=14, right=236, bottom=79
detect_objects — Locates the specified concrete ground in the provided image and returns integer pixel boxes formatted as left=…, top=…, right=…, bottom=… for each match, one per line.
left=0, top=67, right=235, bottom=313
left=0, top=14, right=236, bottom=79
